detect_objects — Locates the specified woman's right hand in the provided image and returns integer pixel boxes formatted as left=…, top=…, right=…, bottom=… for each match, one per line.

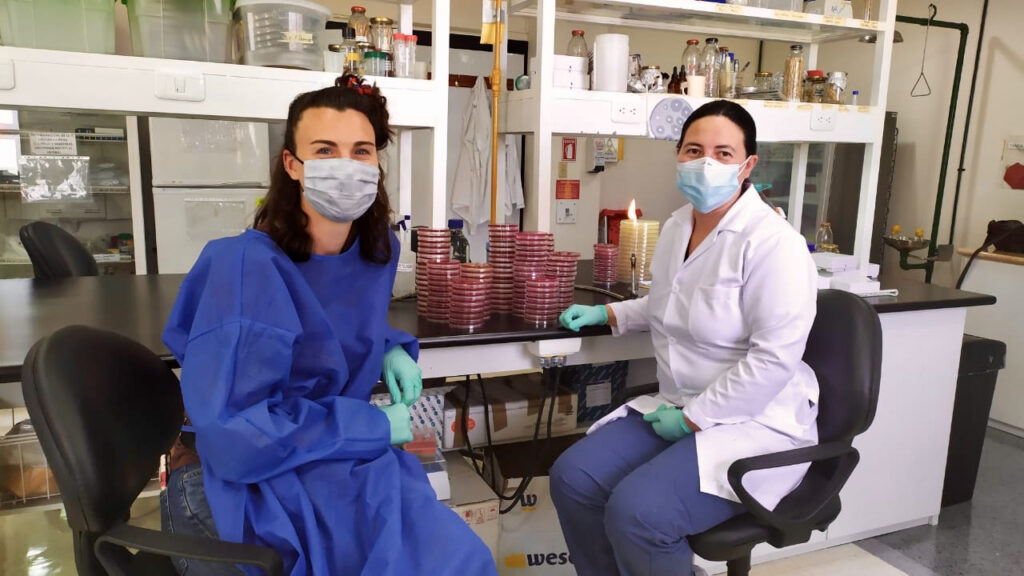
left=378, top=403, right=413, bottom=445
left=559, top=304, right=609, bottom=332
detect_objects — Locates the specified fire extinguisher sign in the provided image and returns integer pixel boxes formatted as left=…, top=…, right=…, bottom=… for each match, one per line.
left=562, top=137, right=577, bottom=162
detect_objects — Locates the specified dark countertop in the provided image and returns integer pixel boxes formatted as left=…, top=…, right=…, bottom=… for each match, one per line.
left=0, top=264, right=995, bottom=382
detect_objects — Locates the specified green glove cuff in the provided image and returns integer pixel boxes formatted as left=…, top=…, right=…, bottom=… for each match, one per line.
left=597, top=305, right=610, bottom=325
left=680, top=415, right=693, bottom=435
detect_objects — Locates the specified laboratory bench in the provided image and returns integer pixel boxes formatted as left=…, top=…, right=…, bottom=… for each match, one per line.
left=0, top=267, right=996, bottom=570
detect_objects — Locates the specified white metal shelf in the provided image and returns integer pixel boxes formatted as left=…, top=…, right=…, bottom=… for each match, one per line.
left=510, top=0, right=890, bottom=43
left=0, top=184, right=129, bottom=194
left=0, top=47, right=443, bottom=127
left=503, top=89, right=882, bottom=143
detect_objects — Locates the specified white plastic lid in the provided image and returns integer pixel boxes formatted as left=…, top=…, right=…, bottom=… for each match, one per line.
left=235, top=0, right=332, bottom=17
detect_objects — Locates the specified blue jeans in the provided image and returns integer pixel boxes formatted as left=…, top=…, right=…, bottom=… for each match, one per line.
left=549, top=412, right=745, bottom=576
left=160, top=463, right=241, bottom=576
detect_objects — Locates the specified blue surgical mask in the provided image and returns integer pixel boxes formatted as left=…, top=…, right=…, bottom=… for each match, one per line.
left=676, top=157, right=750, bottom=214
left=295, top=156, right=380, bottom=223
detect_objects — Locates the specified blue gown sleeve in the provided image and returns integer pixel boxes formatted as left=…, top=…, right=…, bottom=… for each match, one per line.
left=180, top=321, right=392, bottom=484
left=382, top=232, right=419, bottom=361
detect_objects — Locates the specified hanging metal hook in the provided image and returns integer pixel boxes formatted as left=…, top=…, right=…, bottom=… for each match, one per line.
left=911, top=3, right=937, bottom=97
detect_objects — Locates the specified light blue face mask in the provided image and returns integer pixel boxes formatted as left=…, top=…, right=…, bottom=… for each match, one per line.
left=295, top=156, right=380, bottom=223
left=676, top=157, right=750, bottom=214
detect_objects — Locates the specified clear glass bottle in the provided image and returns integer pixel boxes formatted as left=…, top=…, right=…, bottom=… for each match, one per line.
left=348, top=6, right=370, bottom=44
left=407, top=34, right=418, bottom=78
left=815, top=222, right=839, bottom=253
left=393, top=34, right=410, bottom=78
left=682, top=39, right=701, bottom=80
left=782, top=44, right=805, bottom=102
left=719, top=50, right=735, bottom=98
left=802, top=69, right=826, bottom=103
left=567, top=29, right=588, bottom=58
left=700, top=37, right=721, bottom=97
left=449, top=219, right=470, bottom=263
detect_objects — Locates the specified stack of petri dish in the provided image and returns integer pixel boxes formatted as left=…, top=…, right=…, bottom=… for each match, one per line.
left=426, top=259, right=461, bottom=323
left=593, top=243, right=618, bottom=285
left=459, top=263, right=494, bottom=319
left=545, top=251, right=580, bottom=312
left=448, top=278, right=489, bottom=330
left=617, top=220, right=660, bottom=283
left=487, top=224, right=517, bottom=312
left=513, top=232, right=554, bottom=317
left=414, top=228, right=451, bottom=316
left=523, top=276, right=562, bottom=327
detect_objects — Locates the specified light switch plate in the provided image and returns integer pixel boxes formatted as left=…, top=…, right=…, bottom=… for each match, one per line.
left=556, top=199, right=577, bottom=224
left=155, top=70, right=206, bottom=102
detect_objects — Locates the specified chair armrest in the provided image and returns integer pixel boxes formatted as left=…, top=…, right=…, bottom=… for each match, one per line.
left=95, top=523, right=283, bottom=576
left=726, top=441, right=859, bottom=534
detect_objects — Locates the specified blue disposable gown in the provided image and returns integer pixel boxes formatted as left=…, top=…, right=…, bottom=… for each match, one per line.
left=164, top=229, right=496, bottom=576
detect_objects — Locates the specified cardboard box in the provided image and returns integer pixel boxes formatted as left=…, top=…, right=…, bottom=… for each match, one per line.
left=560, top=361, right=629, bottom=424
left=370, top=385, right=452, bottom=448
left=443, top=373, right=578, bottom=450
left=445, top=452, right=500, bottom=563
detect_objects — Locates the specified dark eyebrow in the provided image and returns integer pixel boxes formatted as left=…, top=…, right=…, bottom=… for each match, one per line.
left=681, top=142, right=704, bottom=149
left=714, top=144, right=736, bottom=151
left=353, top=140, right=375, bottom=148
left=309, top=139, right=337, bottom=147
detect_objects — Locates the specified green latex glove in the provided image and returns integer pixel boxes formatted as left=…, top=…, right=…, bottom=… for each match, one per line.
left=559, top=304, right=609, bottom=332
left=643, top=404, right=693, bottom=442
left=382, top=346, right=422, bottom=406
left=378, top=402, right=413, bottom=445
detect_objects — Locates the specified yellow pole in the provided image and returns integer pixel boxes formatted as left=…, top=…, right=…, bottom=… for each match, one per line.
left=489, top=0, right=503, bottom=225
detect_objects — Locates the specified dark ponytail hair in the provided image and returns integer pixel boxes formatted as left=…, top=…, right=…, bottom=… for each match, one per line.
left=254, top=74, right=394, bottom=264
left=677, top=99, right=757, bottom=157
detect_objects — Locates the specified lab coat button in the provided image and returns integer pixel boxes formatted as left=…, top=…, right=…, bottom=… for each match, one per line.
left=672, top=284, right=680, bottom=294
left=668, top=337, right=677, bottom=344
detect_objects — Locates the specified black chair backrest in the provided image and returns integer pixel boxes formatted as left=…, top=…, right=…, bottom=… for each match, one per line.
left=20, top=221, right=99, bottom=280
left=803, top=289, right=883, bottom=444
left=21, top=325, right=183, bottom=534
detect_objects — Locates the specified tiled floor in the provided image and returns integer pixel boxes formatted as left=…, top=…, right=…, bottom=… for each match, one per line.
left=1, top=429, right=1021, bottom=575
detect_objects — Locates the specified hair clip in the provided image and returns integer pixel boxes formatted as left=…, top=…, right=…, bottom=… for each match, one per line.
left=345, top=75, right=374, bottom=96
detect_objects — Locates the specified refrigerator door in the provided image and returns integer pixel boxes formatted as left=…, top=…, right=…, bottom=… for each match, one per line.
left=153, top=187, right=264, bottom=274
left=149, top=118, right=270, bottom=187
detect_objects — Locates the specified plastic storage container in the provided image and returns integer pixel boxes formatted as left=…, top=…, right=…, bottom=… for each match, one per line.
left=125, top=0, right=232, bottom=62
left=0, top=0, right=116, bottom=54
left=234, top=0, right=331, bottom=71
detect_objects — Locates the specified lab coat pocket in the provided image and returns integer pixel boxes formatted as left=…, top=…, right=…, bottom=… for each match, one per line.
left=688, top=285, right=745, bottom=347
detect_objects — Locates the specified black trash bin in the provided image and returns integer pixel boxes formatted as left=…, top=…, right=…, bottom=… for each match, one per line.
left=942, top=334, right=1007, bottom=507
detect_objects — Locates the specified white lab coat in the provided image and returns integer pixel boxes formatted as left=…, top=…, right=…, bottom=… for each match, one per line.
left=451, top=78, right=525, bottom=233
left=601, top=187, right=820, bottom=510
left=451, top=77, right=491, bottom=234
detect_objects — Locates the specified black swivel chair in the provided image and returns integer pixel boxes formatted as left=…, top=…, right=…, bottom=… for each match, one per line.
left=688, top=289, right=883, bottom=576
left=19, top=221, right=99, bottom=279
left=21, top=325, right=283, bottom=576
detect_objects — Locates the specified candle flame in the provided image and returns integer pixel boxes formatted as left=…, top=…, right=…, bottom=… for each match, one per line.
left=627, top=199, right=637, bottom=221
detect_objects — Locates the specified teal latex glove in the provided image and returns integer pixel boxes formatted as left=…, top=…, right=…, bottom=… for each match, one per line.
left=559, top=304, right=609, bottom=332
left=643, top=404, right=693, bottom=442
left=382, top=346, right=422, bottom=406
left=378, top=402, right=413, bottom=445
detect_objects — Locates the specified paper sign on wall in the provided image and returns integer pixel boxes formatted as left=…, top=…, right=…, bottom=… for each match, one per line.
left=555, top=180, right=580, bottom=200
left=29, top=132, right=77, bottom=156
left=561, top=138, right=577, bottom=162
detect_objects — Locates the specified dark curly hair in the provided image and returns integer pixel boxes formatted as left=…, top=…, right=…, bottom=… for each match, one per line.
left=253, top=74, right=394, bottom=264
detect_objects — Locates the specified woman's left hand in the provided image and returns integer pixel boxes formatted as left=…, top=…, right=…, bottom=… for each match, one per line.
left=643, top=404, right=695, bottom=442
left=382, top=346, right=422, bottom=406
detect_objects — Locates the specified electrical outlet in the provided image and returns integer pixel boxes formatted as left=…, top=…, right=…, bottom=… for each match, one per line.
left=611, top=98, right=643, bottom=124
left=810, top=107, right=837, bottom=131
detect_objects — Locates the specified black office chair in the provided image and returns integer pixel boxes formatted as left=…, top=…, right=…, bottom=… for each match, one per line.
left=688, top=289, right=883, bottom=576
left=21, top=325, right=283, bottom=576
left=19, top=221, right=99, bottom=279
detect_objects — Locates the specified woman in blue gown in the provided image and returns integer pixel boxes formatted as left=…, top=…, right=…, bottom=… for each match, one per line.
left=161, top=75, right=497, bottom=576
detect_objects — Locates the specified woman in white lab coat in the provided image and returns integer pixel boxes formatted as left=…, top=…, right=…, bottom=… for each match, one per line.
left=550, top=100, right=819, bottom=576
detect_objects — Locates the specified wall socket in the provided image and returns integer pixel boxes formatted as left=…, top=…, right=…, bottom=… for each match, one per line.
left=810, top=107, right=838, bottom=131
left=611, top=98, right=643, bottom=124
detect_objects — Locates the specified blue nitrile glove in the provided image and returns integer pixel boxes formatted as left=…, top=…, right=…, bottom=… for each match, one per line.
left=643, top=404, right=693, bottom=442
left=382, top=346, right=422, bottom=406
left=378, top=402, right=414, bottom=445
left=559, top=304, right=609, bottom=332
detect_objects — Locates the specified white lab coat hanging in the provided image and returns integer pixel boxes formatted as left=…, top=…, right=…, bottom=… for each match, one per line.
left=593, top=188, right=820, bottom=511
left=450, top=77, right=492, bottom=234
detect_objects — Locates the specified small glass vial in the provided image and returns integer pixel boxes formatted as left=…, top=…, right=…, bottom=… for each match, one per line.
left=815, top=222, right=839, bottom=253
left=364, top=51, right=388, bottom=77
left=802, top=69, right=826, bottom=103
left=393, top=34, right=410, bottom=78
left=754, top=71, right=773, bottom=92
left=782, top=44, right=805, bottom=102
left=825, top=71, right=847, bottom=104
left=851, top=89, right=860, bottom=106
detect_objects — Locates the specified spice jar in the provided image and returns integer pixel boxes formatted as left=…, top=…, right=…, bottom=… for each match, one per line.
left=364, top=51, right=388, bottom=77
left=348, top=6, right=370, bottom=43
left=825, top=71, right=847, bottom=104
left=782, top=44, right=804, bottom=102
left=369, top=17, right=394, bottom=53
left=803, top=69, right=826, bottom=103
left=754, top=71, right=773, bottom=92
